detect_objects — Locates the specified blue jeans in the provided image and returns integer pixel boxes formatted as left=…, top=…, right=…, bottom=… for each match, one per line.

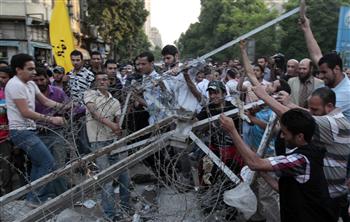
left=90, top=140, right=130, bottom=219
left=10, top=130, right=55, bottom=202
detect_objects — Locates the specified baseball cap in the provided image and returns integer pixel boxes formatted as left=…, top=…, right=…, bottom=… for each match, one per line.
left=207, top=80, right=226, bottom=92
left=53, top=66, right=65, bottom=74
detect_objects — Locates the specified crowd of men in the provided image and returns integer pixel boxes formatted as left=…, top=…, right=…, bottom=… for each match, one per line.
left=1, top=14, right=350, bottom=222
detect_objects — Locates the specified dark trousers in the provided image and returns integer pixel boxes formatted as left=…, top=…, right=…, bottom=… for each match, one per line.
left=329, top=194, right=350, bottom=222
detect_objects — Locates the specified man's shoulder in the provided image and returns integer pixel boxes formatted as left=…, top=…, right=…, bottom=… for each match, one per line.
left=243, top=80, right=252, bottom=86
left=50, top=85, right=66, bottom=95
left=76, top=67, right=94, bottom=77
left=110, top=97, right=121, bottom=107
left=288, top=76, right=299, bottom=83
left=313, top=77, right=324, bottom=85
left=84, top=89, right=97, bottom=97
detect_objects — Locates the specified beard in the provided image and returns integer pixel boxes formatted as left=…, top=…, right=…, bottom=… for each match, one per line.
left=38, top=85, right=48, bottom=93
left=299, top=73, right=311, bottom=83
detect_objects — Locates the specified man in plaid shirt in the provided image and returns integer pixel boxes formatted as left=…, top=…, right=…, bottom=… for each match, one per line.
left=220, top=109, right=336, bottom=222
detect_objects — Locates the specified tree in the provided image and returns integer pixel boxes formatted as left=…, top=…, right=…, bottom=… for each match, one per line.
left=177, top=0, right=280, bottom=61
left=279, top=0, right=350, bottom=61
left=87, top=0, right=150, bottom=61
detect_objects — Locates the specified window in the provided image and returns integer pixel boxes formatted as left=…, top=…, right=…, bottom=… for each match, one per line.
left=0, top=47, right=8, bottom=61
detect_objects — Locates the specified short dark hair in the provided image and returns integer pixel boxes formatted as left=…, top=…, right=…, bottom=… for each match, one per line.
left=95, top=71, right=107, bottom=76
left=0, top=60, right=9, bottom=66
left=0, top=66, right=14, bottom=78
left=226, top=68, right=239, bottom=79
left=35, top=67, right=49, bottom=79
left=137, top=52, right=154, bottom=63
left=104, top=59, right=117, bottom=67
left=280, top=108, right=316, bottom=143
left=91, top=51, right=101, bottom=58
left=255, top=64, right=265, bottom=73
left=257, top=56, right=268, bottom=62
left=276, top=79, right=291, bottom=94
left=10, top=53, right=34, bottom=71
left=311, top=86, right=336, bottom=107
left=161, top=45, right=178, bottom=56
left=318, top=52, right=343, bottom=71
left=70, top=50, right=83, bottom=59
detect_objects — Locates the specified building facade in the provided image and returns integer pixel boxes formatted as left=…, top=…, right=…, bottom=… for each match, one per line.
left=0, top=0, right=53, bottom=63
left=144, top=0, right=163, bottom=49
left=0, top=0, right=108, bottom=64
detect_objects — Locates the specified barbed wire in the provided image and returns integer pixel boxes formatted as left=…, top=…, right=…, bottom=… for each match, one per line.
left=0, top=74, right=256, bottom=221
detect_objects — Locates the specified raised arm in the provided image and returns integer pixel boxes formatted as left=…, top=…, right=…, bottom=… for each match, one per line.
left=240, top=40, right=260, bottom=86
left=183, top=70, right=202, bottom=102
left=299, top=16, right=323, bottom=65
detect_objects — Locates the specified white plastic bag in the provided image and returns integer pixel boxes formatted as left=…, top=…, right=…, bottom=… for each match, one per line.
left=223, top=182, right=257, bottom=220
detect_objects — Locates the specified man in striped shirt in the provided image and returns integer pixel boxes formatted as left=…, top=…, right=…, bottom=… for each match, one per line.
left=68, top=50, right=95, bottom=105
left=68, top=50, right=95, bottom=154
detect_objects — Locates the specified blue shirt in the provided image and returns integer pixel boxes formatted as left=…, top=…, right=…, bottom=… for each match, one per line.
left=332, top=74, right=350, bottom=122
left=249, top=108, right=275, bottom=155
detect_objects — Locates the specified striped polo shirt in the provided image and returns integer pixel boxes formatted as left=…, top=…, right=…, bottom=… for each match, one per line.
left=312, top=108, right=350, bottom=198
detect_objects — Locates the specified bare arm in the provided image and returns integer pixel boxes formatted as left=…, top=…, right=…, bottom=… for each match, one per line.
left=240, top=40, right=260, bottom=86
left=220, top=114, right=273, bottom=171
left=183, top=70, right=202, bottom=102
left=13, top=99, right=64, bottom=125
left=300, top=16, right=322, bottom=65
left=36, top=92, right=65, bottom=109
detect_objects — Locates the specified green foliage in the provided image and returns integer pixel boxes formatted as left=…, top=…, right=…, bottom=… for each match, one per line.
left=177, top=0, right=280, bottom=61
left=279, top=0, right=350, bottom=61
left=87, top=0, right=150, bottom=61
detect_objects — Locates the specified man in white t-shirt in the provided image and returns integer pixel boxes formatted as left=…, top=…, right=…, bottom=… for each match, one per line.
left=6, top=53, right=66, bottom=206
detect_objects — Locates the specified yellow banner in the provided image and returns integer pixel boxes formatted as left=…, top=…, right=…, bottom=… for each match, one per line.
left=49, top=0, right=74, bottom=72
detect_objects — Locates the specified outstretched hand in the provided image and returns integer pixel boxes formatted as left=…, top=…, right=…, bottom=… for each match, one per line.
left=220, top=114, right=236, bottom=134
